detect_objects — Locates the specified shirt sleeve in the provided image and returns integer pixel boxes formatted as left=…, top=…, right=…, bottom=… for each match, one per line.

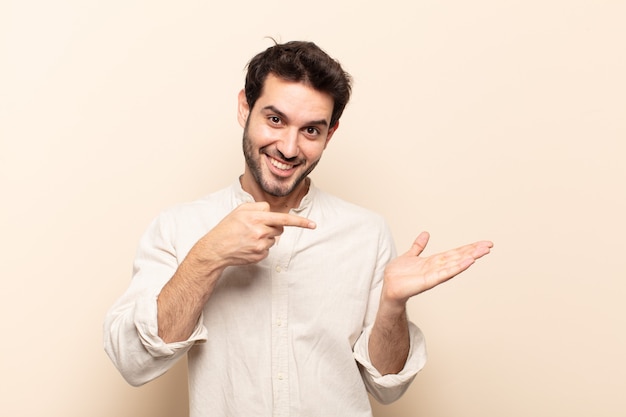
left=353, top=321, right=427, bottom=404
left=352, top=216, right=427, bottom=403
left=103, top=211, right=208, bottom=386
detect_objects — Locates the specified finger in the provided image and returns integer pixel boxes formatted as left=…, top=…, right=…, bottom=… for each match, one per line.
left=460, top=240, right=493, bottom=259
left=443, top=240, right=493, bottom=261
left=268, top=212, right=317, bottom=229
left=432, top=242, right=492, bottom=280
left=433, top=257, right=475, bottom=283
left=236, top=203, right=316, bottom=229
left=405, top=231, right=430, bottom=257
left=423, top=251, right=475, bottom=284
left=472, top=246, right=491, bottom=259
left=471, top=242, right=493, bottom=259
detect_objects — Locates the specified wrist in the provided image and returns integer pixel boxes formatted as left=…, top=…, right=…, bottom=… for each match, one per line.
left=178, top=246, right=228, bottom=291
left=379, top=283, right=409, bottom=317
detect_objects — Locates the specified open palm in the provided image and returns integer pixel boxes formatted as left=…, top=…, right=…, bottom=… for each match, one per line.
left=383, top=231, right=493, bottom=303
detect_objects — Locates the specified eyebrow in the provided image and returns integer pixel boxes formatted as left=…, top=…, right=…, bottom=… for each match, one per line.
left=262, top=105, right=329, bottom=127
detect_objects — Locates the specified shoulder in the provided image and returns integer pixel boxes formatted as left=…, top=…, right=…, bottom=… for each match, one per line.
left=156, top=184, right=238, bottom=226
left=140, top=184, right=240, bottom=252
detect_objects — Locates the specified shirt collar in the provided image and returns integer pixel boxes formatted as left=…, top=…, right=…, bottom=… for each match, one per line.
left=231, top=177, right=317, bottom=213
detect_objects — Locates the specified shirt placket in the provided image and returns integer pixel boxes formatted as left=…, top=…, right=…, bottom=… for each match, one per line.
left=269, top=195, right=313, bottom=416
left=271, top=247, right=290, bottom=416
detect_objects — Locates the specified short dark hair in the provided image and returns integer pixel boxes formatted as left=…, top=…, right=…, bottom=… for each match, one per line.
left=244, top=40, right=352, bottom=128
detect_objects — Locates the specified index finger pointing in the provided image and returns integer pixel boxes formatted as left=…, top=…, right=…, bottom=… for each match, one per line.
left=270, top=213, right=317, bottom=229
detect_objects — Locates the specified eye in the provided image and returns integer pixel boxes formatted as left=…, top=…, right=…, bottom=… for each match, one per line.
left=305, top=126, right=320, bottom=136
left=268, top=116, right=281, bottom=125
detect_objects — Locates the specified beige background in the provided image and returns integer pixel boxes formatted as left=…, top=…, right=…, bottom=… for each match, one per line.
left=1, top=1, right=624, bottom=416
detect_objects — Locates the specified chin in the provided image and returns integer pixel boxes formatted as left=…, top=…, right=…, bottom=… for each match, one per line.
left=261, top=181, right=298, bottom=197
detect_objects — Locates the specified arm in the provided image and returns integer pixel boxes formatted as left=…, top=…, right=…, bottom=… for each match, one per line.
left=157, top=202, right=316, bottom=342
left=369, top=231, right=493, bottom=375
left=104, top=202, right=315, bottom=385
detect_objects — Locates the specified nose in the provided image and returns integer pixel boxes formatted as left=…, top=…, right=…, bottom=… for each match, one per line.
left=276, top=128, right=300, bottom=160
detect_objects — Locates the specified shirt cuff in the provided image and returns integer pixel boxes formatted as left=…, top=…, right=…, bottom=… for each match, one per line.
left=353, top=321, right=427, bottom=402
left=133, top=290, right=208, bottom=358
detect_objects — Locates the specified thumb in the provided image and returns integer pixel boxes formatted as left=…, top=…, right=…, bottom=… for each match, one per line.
left=405, top=231, right=430, bottom=257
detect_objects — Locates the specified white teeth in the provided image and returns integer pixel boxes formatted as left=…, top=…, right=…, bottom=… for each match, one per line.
left=270, top=158, right=291, bottom=170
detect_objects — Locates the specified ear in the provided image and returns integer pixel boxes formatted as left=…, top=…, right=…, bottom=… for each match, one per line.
left=323, top=121, right=339, bottom=149
left=237, top=89, right=250, bottom=128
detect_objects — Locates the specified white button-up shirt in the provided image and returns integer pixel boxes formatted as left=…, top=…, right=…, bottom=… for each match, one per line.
left=104, top=180, right=426, bottom=417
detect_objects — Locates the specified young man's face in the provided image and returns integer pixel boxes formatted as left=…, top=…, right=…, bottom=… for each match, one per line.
left=238, top=74, right=337, bottom=199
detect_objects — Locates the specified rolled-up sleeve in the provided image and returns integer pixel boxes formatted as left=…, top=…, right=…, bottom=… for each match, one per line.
left=134, top=290, right=207, bottom=358
left=352, top=218, right=428, bottom=403
left=353, top=321, right=427, bottom=404
left=103, top=212, right=208, bottom=386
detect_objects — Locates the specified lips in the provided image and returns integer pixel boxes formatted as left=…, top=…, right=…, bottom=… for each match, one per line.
left=265, top=153, right=303, bottom=178
left=269, top=157, right=293, bottom=171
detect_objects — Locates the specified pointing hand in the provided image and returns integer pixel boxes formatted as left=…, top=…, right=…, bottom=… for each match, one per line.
left=190, top=202, right=316, bottom=267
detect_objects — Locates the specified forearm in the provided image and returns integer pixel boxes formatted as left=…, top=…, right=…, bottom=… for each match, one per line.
left=157, top=253, right=226, bottom=343
left=104, top=277, right=209, bottom=385
left=368, top=295, right=410, bottom=375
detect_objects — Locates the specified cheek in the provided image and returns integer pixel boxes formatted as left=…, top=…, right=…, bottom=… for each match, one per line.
left=301, top=140, right=327, bottom=160
left=261, top=126, right=282, bottom=142
left=248, top=124, right=278, bottom=147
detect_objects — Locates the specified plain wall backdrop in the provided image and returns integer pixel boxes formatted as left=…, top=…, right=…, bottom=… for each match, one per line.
left=1, top=1, right=624, bottom=416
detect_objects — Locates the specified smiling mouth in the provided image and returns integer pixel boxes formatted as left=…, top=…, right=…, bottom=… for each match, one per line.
left=268, top=155, right=296, bottom=171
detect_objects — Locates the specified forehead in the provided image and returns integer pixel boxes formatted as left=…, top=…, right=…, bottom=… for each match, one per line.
left=256, top=74, right=334, bottom=123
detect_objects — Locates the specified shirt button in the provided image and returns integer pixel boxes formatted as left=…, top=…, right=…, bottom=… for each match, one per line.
left=277, top=373, right=285, bottom=380
left=276, top=319, right=282, bottom=327
left=275, top=265, right=282, bottom=273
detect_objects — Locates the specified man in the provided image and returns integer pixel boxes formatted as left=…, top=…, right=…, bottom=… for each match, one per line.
left=104, top=40, right=493, bottom=416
